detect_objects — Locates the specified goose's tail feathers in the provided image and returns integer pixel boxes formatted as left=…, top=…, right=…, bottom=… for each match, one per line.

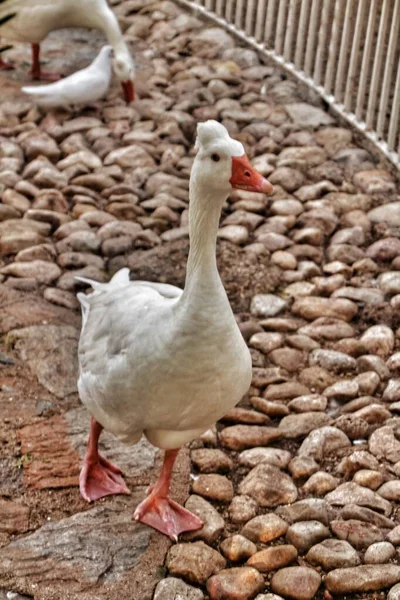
left=76, top=268, right=131, bottom=326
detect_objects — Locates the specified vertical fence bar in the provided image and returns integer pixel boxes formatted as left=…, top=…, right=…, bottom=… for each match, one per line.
left=304, top=0, right=320, bottom=76
left=235, top=0, right=245, bottom=30
left=205, top=0, right=214, bottom=11
left=245, top=0, right=257, bottom=36
left=215, top=0, right=224, bottom=16
left=275, top=0, right=288, bottom=55
left=264, top=0, right=278, bottom=47
left=313, top=0, right=332, bottom=86
left=356, top=0, right=378, bottom=121
left=284, top=0, right=298, bottom=63
left=388, top=58, right=400, bottom=151
left=225, top=0, right=234, bottom=23
left=254, top=0, right=267, bottom=41
left=366, top=0, right=391, bottom=129
left=377, top=0, right=400, bottom=137
left=334, top=0, right=354, bottom=102
left=325, top=0, right=344, bottom=94
left=294, top=0, right=311, bottom=69
left=344, top=0, right=366, bottom=112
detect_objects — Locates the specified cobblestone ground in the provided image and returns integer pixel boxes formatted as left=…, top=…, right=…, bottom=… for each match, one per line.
left=0, top=1, right=400, bottom=599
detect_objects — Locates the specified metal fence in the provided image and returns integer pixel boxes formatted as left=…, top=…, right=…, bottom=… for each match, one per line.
left=177, top=0, right=400, bottom=169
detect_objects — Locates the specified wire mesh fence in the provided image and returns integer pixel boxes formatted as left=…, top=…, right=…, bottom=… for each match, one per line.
left=178, top=0, right=400, bottom=168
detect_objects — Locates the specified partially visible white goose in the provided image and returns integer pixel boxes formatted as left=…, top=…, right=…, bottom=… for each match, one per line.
left=77, top=120, right=274, bottom=541
left=22, top=45, right=113, bottom=108
left=0, top=0, right=135, bottom=101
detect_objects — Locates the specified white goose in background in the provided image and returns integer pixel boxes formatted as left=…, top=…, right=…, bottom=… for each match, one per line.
left=77, top=120, right=274, bottom=541
left=22, top=45, right=113, bottom=108
left=0, top=0, right=135, bottom=102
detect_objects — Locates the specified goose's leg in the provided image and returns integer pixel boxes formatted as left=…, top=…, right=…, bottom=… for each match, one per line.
left=0, top=42, right=13, bottom=70
left=0, top=56, right=14, bottom=70
left=80, top=417, right=130, bottom=502
left=29, top=43, right=61, bottom=81
left=133, top=449, right=203, bottom=541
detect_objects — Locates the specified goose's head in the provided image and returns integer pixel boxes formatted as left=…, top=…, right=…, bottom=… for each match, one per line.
left=113, top=49, right=135, bottom=103
left=193, top=120, right=274, bottom=198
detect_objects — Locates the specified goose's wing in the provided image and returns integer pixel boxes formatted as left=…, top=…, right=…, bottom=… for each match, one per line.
left=22, top=65, right=110, bottom=106
left=76, top=269, right=182, bottom=427
left=76, top=268, right=182, bottom=330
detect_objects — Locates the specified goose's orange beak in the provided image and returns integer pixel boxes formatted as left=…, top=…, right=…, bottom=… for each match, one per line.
left=230, top=154, right=274, bottom=195
left=121, top=80, right=135, bottom=103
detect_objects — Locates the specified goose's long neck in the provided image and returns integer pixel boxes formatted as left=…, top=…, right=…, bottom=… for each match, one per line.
left=182, top=175, right=227, bottom=301
left=101, top=6, right=127, bottom=54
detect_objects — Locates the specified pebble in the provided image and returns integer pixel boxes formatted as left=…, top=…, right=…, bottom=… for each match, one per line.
left=219, top=425, right=281, bottom=450
left=154, top=578, right=204, bottom=600
left=183, top=496, right=225, bottom=544
left=228, top=495, right=258, bottom=524
left=288, top=394, right=327, bottom=413
left=241, top=514, right=288, bottom=543
left=207, top=567, right=264, bottom=600
left=239, top=464, right=298, bottom=507
left=302, top=471, right=339, bottom=495
left=325, top=565, right=400, bottom=595
left=191, top=449, right=233, bottom=473
left=309, top=349, right=357, bottom=372
left=377, top=480, right=400, bottom=501
left=191, top=474, right=233, bottom=503
left=1, top=260, right=61, bottom=284
left=364, top=542, right=396, bottom=564
left=298, top=424, right=350, bottom=459
left=271, top=566, right=321, bottom=600
left=331, top=519, right=384, bottom=549
left=220, top=535, right=257, bottom=562
left=389, top=583, right=400, bottom=600
left=279, top=412, right=331, bottom=439
left=247, top=545, right=297, bottom=572
left=353, top=469, right=384, bottom=490
left=250, top=294, right=287, bottom=318
left=166, top=542, right=226, bottom=585
left=306, top=538, right=360, bottom=570
left=238, top=447, right=292, bottom=469
left=360, top=325, right=395, bottom=357
left=292, top=297, right=357, bottom=321
left=288, top=456, right=319, bottom=479
left=285, top=520, right=330, bottom=553
left=325, top=482, right=391, bottom=516
left=369, top=426, right=400, bottom=463
left=249, top=332, right=283, bottom=354
left=276, top=498, right=334, bottom=526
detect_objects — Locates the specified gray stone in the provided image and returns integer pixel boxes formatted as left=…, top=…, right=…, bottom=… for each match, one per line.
left=286, top=520, right=330, bottom=553
left=271, top=566, right=321, bottom=600
left=183, top=495, right=225, bottom=544
left=306, top=539, right=360, bottom=571
left=284, top=103, right=334, bottom=127
left=154, top=578, right=204, bottom=600
left=239, top=464, right=298, bottom=507
left=364, top=542, right=396, bottom=564
left=325, top=483, right=392, bottom=516
left=0, top=500, right=151, bottom=587
left=6, top=325, right=79, bottom=398
left=325, top=565, right=400, bottom=595
left=250, top=294, right=287, bottom=318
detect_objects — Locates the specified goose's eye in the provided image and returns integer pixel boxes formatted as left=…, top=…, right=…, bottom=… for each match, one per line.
left=211, top=153, right=220, bottom=162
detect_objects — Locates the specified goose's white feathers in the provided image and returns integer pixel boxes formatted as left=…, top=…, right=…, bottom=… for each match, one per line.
left=22, top=45, right=113, bottom=108
left=0, top=0, right=135, bottom=82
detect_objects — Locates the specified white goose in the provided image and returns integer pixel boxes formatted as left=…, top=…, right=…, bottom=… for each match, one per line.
left=77, top=120, right=274, bottom=540
left=0, top=0, right=135, bottom=102
left=22, top=45, right=113, bottom=108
